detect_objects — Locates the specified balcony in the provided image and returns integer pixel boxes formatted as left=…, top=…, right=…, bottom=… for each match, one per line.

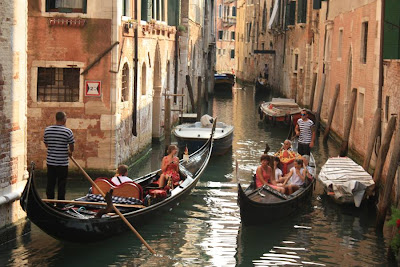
left=222, top=16, right=236, bottom=27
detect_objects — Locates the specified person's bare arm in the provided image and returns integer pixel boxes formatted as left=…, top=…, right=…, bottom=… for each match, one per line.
left=295, top=124, right=300, bottom=136
left=69, top=143, right=74, bottom=156
left=310, top=125, right=316, bottom=148
left=256, top=167, right=267, bottom=185
left=282, top=170, right=293, bottom=186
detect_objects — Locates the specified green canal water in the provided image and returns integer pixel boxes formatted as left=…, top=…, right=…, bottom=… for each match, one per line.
left=0, top=86, right=390, bottom=266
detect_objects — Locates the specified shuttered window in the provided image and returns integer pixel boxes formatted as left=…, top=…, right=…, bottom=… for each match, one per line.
left=286, top=1, right=296, bottom=27
left=297, top=0, right=307, bottom=24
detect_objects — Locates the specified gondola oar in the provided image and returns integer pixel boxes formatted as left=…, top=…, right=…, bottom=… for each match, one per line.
left=69, top=156, right=156, bottom=255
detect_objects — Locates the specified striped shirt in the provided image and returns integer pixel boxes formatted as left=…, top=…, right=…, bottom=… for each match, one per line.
left=44, top=125, right=75, bottom=166
left=297, top=119, right=314, bottom=144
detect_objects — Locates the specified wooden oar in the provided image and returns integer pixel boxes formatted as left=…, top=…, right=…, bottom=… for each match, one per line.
left=69, top=156, right=156, bottom=255
left=42, top=199, right=146, bottom=209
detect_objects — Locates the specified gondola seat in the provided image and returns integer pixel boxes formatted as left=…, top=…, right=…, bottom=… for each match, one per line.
left=92, top=178, right=143, bottom=200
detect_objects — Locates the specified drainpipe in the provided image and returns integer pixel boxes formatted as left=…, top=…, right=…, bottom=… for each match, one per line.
left=132, top=0, right=139, bottom=136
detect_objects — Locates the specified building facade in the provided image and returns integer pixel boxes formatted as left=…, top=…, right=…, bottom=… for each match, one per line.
left=216, top=0, right=237, bottom=74
left=0, top=0, right=28, bottom=228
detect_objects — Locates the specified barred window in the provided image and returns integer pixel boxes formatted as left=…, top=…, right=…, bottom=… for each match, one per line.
left=37, top=67, right=79, bottom=102
left=121, top=63, right=129, bottom=102
left=46, top=0, right=87, bottom=13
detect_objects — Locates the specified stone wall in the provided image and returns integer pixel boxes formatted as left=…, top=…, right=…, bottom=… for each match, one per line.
left=0, top=0, right=28, bottom=228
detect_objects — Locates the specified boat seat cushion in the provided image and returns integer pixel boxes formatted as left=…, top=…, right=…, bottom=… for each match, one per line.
left=86, top=193, right=143, bottom=205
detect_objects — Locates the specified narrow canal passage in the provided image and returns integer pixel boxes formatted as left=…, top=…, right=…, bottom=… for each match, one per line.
left=0, top=85, right=389, bottom=266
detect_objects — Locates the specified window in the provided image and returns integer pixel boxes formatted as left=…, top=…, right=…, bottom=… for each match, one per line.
left=293, top=53, right=299, bottom=72
left=218, top=5, right=222, bottom=18
left=123, top=0, right=130, bottom=16
left=361, top=21, right=368, bottom=63
left=218, top=30, right=223, bottom=40
left=230, top=49, right=235, bottom=59
left=357, top=92, right=365, bottom=118
left=37, top=67, right=79, bottom=102
left=46, top=0, right=87, bottom=13
left=231, top=31, right=235, bottom=40
left=262, top=3, right=267, bottom=32
left=141, top=63, right=147, bottom=95
left=121, top=63, right=129, bottom=102
left=232, top=6, right=236, bottom=17
left=338, top=29, right=343, bottom=59
left=141, top=0, right=165, bottom=22
left=297, top=0, right=307, bottom=24
left=246, top=22, right=252, bottom=42
left=286, top=1, right=296, bottom=27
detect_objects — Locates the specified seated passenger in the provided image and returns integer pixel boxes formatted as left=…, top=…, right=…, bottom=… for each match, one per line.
left=256, top=154, right=285, bottom=194
left=273, top=157, right=283, bottom=181
left=280, top=139, right=293, bottom=158
left=158, top=145, right=180, bottom=188
left=111, top=164, right=133, bottom=185
left=278, top=159, right=305, bottom=194
left=301, top=155, right=314, bottom=180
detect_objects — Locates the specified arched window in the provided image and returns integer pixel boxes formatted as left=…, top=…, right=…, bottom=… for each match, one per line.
left=121, top=63, right=129, bottom=102
left=141, top=63, right=147, bottom=95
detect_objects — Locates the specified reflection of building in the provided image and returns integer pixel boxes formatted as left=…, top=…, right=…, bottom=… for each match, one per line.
left=216, top=0, right=237, bottom=74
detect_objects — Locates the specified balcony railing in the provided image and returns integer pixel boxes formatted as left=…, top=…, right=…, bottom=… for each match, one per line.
left=222, top=16, right=236, bottom=26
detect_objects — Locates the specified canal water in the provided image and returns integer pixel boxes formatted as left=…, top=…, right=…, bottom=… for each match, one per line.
left=0, top=85, right=390, bottom=266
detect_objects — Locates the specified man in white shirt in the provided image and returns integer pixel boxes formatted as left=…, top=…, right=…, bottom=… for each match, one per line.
left=111, top=164, right=133, bottom=185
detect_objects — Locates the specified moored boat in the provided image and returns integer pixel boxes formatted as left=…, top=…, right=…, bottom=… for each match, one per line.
left=237, top=152, right=316, bottom=225
left=255, top=77, right=269, bottom=94
left=318, top=157, right=375, bottom=207
left=173, top=115, right=234, bottom=155
left=20, top=130, right=214, bottom=242
left=214, top=73, right=235, bottom=88
left=258, top=98, right=302, bottom=124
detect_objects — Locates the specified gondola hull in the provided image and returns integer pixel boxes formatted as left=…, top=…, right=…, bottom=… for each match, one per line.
left=237, top=181, right=314, bottom=225
left=20, top=131, right=214, bottom=242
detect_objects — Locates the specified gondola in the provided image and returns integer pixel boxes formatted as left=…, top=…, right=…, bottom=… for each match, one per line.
left=237, top=150, right=316, bottom=225
left=20, top=127, right=215, bottom=242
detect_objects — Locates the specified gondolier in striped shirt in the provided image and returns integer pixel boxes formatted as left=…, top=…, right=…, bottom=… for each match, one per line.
left=44, top=111, right=75, bottom=201
left=295, top=109, right=315, bottom=156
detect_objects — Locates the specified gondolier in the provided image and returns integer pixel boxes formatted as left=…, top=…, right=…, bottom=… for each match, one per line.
left=295, top=109, right=315, bottom=156
left=44, top=111, right=75, bottom=201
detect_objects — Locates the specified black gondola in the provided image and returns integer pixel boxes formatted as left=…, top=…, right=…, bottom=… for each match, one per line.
left=20, top=129, right=214, bottom=243
left=237, top=152, right=316, bottom=225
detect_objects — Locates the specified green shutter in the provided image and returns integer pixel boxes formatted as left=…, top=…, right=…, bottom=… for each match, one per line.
left=147, top=0, right=152, bottom=21
left=313, top=0, right=321, bottom=9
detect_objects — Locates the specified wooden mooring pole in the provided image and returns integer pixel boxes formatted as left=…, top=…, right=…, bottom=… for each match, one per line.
left=339, top=88, right=357, bottom=157
left=362, top=108, right=381, bottom=171
left=315, top=74, right=326, bottom=132
left=373, top=115, right=397, bottom=186
left=185, top=75, right=196, bottom=113
left=197, top=77, right=202, bottom=121
left=164, top=97, right=171, bottom=150
left=309, top=72, right=318, bottom=110
left=376, top=118, right=400, bottom=231
left=323, top=84, right=340, bottom=142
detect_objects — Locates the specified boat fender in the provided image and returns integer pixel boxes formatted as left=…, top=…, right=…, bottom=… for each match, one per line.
left=222, top=130, right=224, bottom=133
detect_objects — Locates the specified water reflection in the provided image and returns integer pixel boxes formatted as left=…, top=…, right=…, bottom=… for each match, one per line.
left=0, top=83, right=389, bottom=266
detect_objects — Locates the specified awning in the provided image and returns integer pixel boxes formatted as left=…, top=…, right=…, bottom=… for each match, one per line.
left=268, top=0, right=280, bottom=29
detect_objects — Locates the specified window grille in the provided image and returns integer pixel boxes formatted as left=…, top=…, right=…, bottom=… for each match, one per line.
left=37, top=67, right=79, bottom=102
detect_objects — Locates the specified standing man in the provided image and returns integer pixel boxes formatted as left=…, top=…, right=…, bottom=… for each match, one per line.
left=295, top=109, right=315, bottom=156
left=263, top=64, right=269, bottom=81
left=44, top=111, right=75, bottom=201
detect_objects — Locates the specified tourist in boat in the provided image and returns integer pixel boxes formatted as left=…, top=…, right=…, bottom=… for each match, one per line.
left=273, top=157, right=283, bottom=181
left=279, top=159, right=306, bottom=194
left=159, top=145, right=180, bottom=188
left=111, top=164, right=133, bottom=185
left=295, top=109, right=315, bottom=156
left=256, top=154, right=285, bottom=194
left=301, top=155, right=314, bottom=180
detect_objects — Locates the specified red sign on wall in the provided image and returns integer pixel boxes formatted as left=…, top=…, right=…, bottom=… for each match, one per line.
left=85, top=80, right=101, bottom=97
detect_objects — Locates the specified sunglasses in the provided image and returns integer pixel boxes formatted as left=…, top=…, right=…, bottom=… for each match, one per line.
left=301, top=113, right=307, bottom=116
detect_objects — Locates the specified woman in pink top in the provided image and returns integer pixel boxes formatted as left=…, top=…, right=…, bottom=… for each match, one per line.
left=255, top=154, right=285, bottom=194
left=159, top=145, right=180, bottom=187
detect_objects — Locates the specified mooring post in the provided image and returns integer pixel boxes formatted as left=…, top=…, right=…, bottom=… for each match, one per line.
left=376, top=118, right=400, bottom=231
left=197, top=77, right=202, bottom=121
left=323, top=84, right=340, bottom=142
left=373, top=115, right=397, bottom=186
left=185, top=75, right=196, bottom=113
left=362, top=108, right=381, bottom=171
left=309, top=72, right=318, bottom=110
left=315, top=74, right=326, bottom=132
left=339, top=88, right=357, bottom=157
left=164, top=97, right=171, bottom=151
